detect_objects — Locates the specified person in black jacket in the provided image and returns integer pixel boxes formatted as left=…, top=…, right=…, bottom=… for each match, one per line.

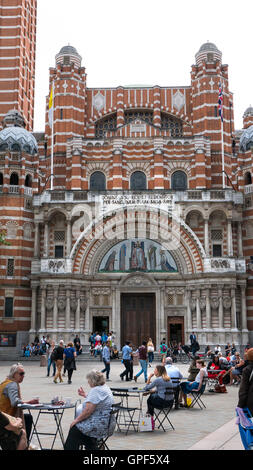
left=238, top=348, right=253, bottom=415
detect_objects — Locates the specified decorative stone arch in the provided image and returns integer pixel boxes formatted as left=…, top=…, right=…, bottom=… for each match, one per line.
left=47, top=207, right=68, bottom=221
left=207, top=206, right=229, bottom=220
left=70, top=207, right=205, bottom=276
left=119, top=272, right=158, bottom=287
left=166, top=160, right=191, bottom=180
left=86, top=162, right=110, bottom=180
left=125, top=161, right=151, bottom=179
left=184, top=206, right=206, bottom=220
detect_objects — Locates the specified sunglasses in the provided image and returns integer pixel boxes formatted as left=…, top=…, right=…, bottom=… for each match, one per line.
left=18, top=371, right=25, bottom=376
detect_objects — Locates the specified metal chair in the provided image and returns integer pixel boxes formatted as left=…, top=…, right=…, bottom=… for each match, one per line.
left=153, top=402, right=175, bottom=432
left=188, top=377, right=208, bottom=409
left=96, top=407, right=119, bottom=450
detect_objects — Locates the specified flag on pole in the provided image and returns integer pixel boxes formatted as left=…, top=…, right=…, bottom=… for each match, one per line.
left=218, top=82, right=223, bottom=121
left=48, top=85, right=54, bottom=128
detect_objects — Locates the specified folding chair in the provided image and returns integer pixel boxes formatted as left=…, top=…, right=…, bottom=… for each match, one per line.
left=153, top=402, right=175, bottom=432
left=112, top=403, right=139, bottom=434
left=96, top=407, right=119, bottom=450
left=188, top=377, right=207, bottom=409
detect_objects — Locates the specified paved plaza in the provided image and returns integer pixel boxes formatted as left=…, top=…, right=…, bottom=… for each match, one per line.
left=0, top=359, right=243, bottom=451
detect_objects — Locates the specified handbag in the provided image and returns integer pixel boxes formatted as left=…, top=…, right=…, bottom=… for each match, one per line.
left=215, top=384, right=227, bottom=393
left=139, top=413, right=155, bottom=432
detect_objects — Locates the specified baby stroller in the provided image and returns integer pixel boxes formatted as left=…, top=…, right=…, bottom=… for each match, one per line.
left=236, top=407, right=253, bottom=450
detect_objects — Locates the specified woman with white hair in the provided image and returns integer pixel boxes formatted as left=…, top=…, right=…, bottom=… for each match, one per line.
left=64, top=370, right=115, bottom=450
left=0, top=363, right=39, bottom=446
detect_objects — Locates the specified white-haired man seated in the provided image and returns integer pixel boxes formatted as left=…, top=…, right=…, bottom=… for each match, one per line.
left=165, top=357, right=183, bottom=409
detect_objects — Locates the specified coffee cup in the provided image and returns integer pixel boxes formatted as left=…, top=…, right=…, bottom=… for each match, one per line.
left=65, top=397, right=72, bottom=406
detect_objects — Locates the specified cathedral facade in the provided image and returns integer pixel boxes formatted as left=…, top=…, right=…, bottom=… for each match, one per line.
left=0, top=1, right=253, bottom=353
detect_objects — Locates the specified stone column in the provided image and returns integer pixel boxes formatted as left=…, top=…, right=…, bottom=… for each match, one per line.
left=84, top=293, right=90, bottom=332
left=240, top=285, right=248, bottom=331
left=75, top=289, right=81, bottom=331
left=237, top=221, right=243, bottom=257
left=30, top=284, right=37, bottom=332
left=204, top=218, right=209, bottom=256
left=53, top=286, right=58, bottom=331
left=34, top=222, right=40, bottom=258
left=227, top=218, right=233, bottom=257
left=43, top=221, right=49, bottom=258
left=160, top=287, right=165, bottom=333
left=40, top=287, right=46, bottom=330
left=66, top=219, right=72, bottom=257
left=66, top=289, right=71, bottom=330
left=231, top=288, right=237, bottom=329
left=111, top=287, right=116, bottom=333
left=205, top=288, right=211, bottom=329
left=218, top=288, right=224, bottom=329
left=186, top=289, right=192, bottom=332
left=196, top=291, right=201, bottom=329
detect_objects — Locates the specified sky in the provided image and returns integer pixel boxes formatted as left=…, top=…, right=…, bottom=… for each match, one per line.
left=34, top=0, right=253, bottom=132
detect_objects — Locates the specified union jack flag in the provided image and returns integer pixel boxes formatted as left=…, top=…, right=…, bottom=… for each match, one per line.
left=218, top=82, right=223, bottom=121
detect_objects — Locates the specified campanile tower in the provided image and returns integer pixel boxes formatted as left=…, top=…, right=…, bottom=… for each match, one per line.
left=0, top=0, right=37, bottom=131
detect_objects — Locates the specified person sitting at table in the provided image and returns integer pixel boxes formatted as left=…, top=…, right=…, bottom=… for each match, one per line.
left=165, top=357, right=183, bottom=409
left=207, top=355, right=227, bottom=385
left=143, top=365, right=174, bottom=416
left=0, top=363, right=39, bottom=443
left=0, top=410, right=27, bottom=450
left=64, top=370, right=115, bottom=450
left=187, top=355, right=200, bottom=381
left=179, top=359, right=207, bottom=407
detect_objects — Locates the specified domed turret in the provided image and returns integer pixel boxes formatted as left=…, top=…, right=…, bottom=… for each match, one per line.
left=242, top=105, right=253, bottom=130
left=55, top=44, right=82, bottom=67
left=239, top=125, right=253, bottom=152
left=195, top=41, right=222, bottom=66
left=0, top=111, right=38, bottom=155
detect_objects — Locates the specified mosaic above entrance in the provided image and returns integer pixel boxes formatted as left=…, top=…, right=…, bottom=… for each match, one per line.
left=99, top=239, right=178, bottom=273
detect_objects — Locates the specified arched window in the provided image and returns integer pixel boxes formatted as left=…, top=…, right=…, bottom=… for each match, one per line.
left=0, top=143, right=8, bottom=151
left=130, top=171, right=147, bottom=190
left=11, top=143, right=21, bottom=152
left=10, top=172, right=19, bottom=186
left=245, top=172, right=252, bottom=185
left=171, top=171, right=187, bottom=190
left=25, top=174, right=32, bottom=187
left=0, top=173, right=3, bottom=185
left=90, top=171, right=106, bottom=191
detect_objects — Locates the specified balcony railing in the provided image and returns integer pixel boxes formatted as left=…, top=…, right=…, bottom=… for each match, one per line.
left=245, top=184, right=253, bottom=194
left=9, top=185, right=19, bottom=194
left=33, top=189, right=244, bottom=206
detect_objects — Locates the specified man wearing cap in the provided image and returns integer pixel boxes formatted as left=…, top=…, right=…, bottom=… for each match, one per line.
left=165, top=357, right=183, bottom=409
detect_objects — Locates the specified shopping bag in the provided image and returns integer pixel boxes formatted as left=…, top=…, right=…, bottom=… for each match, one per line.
left=139, top=413, right=154, bottom=432
left=186, top=397, right=192, bottom=407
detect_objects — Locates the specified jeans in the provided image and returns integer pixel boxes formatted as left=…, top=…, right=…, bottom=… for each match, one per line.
left=101, top=360, right=110, bottom=379
left=47, top=357, right=56, bottom=376
left=135, top=359, right=148, bottom=381
left=148, top=352, right=154, bottom=363
left=64, top=425, right=97, bottom=450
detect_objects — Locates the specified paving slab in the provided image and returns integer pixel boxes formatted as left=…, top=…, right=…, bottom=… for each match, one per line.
left=0, top=359, right=243, bottom=451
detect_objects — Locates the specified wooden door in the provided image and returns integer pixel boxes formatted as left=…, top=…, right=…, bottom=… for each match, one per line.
left=121, top=293, right=156, bottom=349
left=167, top=316, right=184, bottom=345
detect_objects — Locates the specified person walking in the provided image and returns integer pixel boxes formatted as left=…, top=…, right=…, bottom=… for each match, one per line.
left=147, top=338, right=155, bottom=367
left=63, top=342, right=77, bottom=384
left=46, top=340, right=56, bottom=377
left=53, top=340, right=65, bottom=384
left=120, top=341, right=132, bottom=382
left=101, top=341, right=111, bottom=381
left=160, top=339, right=168, bottom=364
left=134, top=341, right=148, bottom=383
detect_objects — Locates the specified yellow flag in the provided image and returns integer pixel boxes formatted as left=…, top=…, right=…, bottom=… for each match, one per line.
left=48, top=85, right=53, bottom=128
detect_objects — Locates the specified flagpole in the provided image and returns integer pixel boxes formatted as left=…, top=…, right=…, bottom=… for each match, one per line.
left=50, top=81, right=55, bottom=191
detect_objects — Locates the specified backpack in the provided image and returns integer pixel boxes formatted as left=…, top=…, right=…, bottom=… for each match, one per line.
left=162, top=345, right=167, bottom=352
left=51, top=347, right=58, bottom=361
